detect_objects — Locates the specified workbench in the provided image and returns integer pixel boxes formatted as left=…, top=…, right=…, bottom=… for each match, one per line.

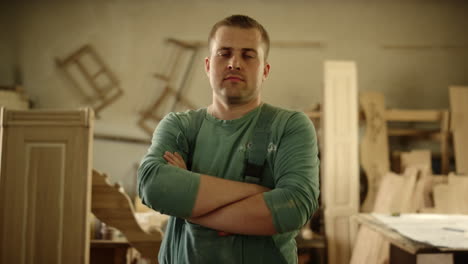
left=354, top=214, right=468, bottom=264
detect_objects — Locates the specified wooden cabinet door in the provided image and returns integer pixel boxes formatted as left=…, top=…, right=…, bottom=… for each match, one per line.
left=323, top=61, right=359, bottom=264
left=0, top=108, right=94, bottom=264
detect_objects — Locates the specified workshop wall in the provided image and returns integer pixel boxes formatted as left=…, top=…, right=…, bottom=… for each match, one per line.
left=2, top=0, right=468, bottom=198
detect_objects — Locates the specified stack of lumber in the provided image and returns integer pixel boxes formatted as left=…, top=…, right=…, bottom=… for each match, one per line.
left=351, top=163, right=468, bottom=263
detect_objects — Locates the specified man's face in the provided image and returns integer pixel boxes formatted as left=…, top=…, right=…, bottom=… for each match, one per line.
left=205, top=26, right=270, bottom=105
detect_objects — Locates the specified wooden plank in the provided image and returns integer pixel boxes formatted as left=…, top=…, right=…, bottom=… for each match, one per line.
left=351, top=169, right=419, bottom=264
left=0, top=108, right=93, bottom=264
left=447, top=173, right=468, bottom=214
left=322, top=61, right=359, bottom=264
left=411, top=169, right=435, bottom=212
left=385, top=109, right=443, bottom=122
left=440, top=111, right=450, bottom=174
left=94, top=133, right=151, bottom=145
left=449, top=86, right=468, bottom=175
left=0, top=90, right=29, bottom=110
left=400, top=150, right=432, bottom=172
left=360, top=91, right=390, bottom=212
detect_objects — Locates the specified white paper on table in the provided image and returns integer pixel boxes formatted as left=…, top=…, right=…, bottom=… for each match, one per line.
left=371, top=213, right=468, bottom=248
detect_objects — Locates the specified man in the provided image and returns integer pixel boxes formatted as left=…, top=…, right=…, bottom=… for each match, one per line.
left=138, top=15, right=320, bottom=264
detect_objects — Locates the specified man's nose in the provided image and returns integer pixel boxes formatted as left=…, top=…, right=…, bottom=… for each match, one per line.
left=227, top=56, right=241, bottom=70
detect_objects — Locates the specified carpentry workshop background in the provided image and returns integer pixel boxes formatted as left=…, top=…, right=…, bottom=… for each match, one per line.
left=1, top=1, right=468, bottom=264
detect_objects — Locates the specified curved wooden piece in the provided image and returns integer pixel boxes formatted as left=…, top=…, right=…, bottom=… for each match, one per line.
left=91, top=170, right=162, bottom=263
left=360, top=91, right=390, bottom=212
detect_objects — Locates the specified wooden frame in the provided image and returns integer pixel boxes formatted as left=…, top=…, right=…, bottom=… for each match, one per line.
left=56, top=44, right=124, bottom=116
left=138, top=39, right=199, bottom=136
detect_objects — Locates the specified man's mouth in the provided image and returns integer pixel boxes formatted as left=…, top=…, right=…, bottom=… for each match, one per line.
left=224, top=76, right=244, bottom=82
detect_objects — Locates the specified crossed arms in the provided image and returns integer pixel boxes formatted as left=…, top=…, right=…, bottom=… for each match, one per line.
left=163, top=151, right=276, bottom=235
left=137, top=111, right=320, bottom=236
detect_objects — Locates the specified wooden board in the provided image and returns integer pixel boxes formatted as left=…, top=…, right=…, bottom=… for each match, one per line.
left=360, top=91, right=390, bottom=212
left=447, top=173, right=468, bottom=213
left=0, top=108, right=93, bottom=264
left=0, top=90, right=29, bottom=110
left=322, top=61, right=359, bottom=264
left=351, top=168, right=419, bottom=264
left=449, top=86, right=468, bottom=175
left=400, top=150, right=432, bottom=173
left=433, top=173, right=468, bottom=214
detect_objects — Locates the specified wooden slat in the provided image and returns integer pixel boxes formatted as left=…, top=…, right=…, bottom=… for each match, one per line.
left=440, top=111, right=450, bottom=174
left=449, top=86, right=468, bottom=175
left=385, top=109, right=443, bottom=122
left=94, top=133, right=151, bottom=145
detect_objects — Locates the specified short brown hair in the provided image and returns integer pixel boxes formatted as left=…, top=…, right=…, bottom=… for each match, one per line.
left=208, top=15, right=270, bottom=59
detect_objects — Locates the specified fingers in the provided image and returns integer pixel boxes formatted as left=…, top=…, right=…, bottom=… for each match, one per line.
left=163, top=151, right=187, bottom=169
left=163, top=151, right=177, bottom=164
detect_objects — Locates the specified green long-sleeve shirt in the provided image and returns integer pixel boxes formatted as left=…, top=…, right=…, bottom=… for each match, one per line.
left=138, top=103, right=320, bottom=264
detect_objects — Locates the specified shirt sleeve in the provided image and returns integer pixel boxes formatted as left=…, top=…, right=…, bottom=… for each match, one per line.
left=137, top=112, right=201, bottom=218
left=263, top=112, right=320, bottom=233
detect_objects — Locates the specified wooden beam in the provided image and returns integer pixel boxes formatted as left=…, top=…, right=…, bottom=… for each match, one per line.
left=385, top=109, right=443, bottom=122
left=94, top=133, right=151, bottom=145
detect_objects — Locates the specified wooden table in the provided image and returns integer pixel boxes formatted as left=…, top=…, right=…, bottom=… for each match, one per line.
left=354, top=214, right=468, bottom=264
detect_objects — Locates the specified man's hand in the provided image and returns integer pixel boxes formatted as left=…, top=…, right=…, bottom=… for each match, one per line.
left=164, top=151, right=187, bottom=170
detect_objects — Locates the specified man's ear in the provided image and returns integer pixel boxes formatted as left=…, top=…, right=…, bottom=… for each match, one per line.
left=262, top=63, right=271, bottom=81
left=205, top=57, right=210, bottom=76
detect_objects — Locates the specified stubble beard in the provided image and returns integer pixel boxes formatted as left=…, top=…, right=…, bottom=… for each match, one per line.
left=218, top=84, right=256, bottom=105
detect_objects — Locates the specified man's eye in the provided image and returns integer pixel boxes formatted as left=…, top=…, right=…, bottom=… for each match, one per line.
left=243, top=53, right=256, bottom=59
left=218, top=52, right=230, bottom=57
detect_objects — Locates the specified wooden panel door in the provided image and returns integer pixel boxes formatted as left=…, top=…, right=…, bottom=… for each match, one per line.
left=322, top=61, right=359, bottom=264
left=0, top=108, right=94, bottom=264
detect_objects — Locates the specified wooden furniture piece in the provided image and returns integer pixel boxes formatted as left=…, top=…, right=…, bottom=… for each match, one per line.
left=90, top=240, right=131, bottom=264
left=138, top=38, right=198, bottom=136
left=386, top=109, right=451, bottom=174
left=354, top=214, right=468, bottom=264
left=449, top=86, right=468, bottom=175
left=296, top=235, right=327, bottom=264
left=322, top=61, right=359, bottom=264
left=56, top=44, right=124, bottom=116
left=307, top=106, right=452, bottom=174
left=91, top=170, right=162, bottom=264
left=0, top=108, right=94, bottom=264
